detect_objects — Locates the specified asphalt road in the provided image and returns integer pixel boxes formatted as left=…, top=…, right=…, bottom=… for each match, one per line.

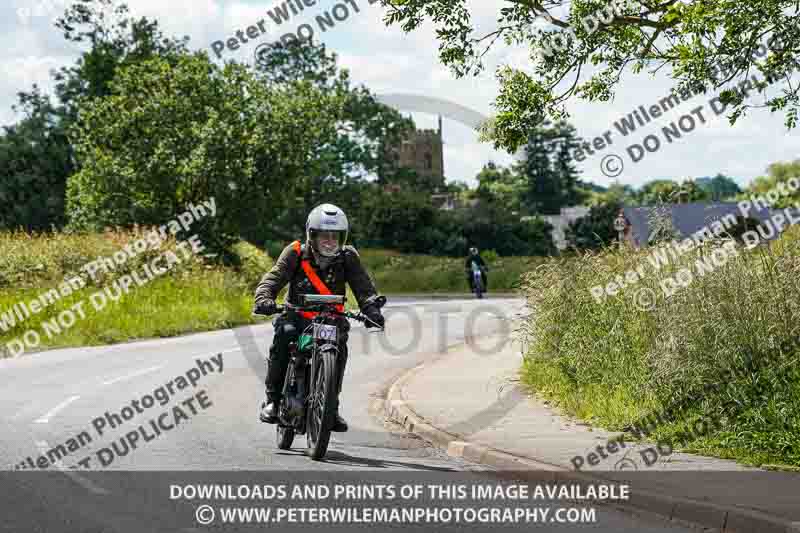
left=0, top=297, right=693, bottom=532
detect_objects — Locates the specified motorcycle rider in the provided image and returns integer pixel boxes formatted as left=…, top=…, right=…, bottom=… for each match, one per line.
left=465, top=246, right=488, bottom=292
left=253, top=204, right=385, bottom=432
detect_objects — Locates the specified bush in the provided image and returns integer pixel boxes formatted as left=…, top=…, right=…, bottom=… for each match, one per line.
left=481, top=250, right=499, bottom=263
left=263, top=240, right=288, bottom=261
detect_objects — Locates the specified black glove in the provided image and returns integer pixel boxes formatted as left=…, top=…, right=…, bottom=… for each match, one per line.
left=253, top=299, right=278, bottom=316
left=363, top=305, right=385, bottom=329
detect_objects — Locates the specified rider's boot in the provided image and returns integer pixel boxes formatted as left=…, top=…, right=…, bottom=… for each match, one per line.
left=332, top=410, right=348, bottom=432
left=331, top=351, right=348, bottom=432
left=260, top=356, right=284, bottom=424
left=259, top=393, right=281, bottom=424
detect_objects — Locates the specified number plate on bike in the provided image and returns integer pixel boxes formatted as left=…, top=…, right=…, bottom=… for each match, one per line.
left=313, top=324, right=338, bottom=342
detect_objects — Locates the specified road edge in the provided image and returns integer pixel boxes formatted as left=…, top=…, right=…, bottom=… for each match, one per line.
left=382, top=356, right=800, bottom=533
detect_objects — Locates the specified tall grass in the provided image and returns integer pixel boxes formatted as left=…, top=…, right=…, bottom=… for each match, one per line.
left=519, top=224, right=800, bottom=467
left=0, top=228, right=270, bottom=356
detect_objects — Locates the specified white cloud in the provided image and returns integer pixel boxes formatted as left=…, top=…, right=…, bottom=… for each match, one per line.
left=0, top=55, right=65, bottom=126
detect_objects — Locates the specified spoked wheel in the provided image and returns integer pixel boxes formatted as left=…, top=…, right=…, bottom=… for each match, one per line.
left=306, top=351, right=337, bottom=460
left=276, top=424, right=295, bottom=450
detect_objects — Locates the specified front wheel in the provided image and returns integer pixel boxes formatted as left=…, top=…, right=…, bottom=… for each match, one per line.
left=306, top=350, right=337, bottom=460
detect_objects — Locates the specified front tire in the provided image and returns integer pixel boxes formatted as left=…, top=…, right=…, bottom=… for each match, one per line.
left=306, top=350, right=337, bottom=460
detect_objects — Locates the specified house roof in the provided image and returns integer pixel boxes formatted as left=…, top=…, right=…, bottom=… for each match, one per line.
left=621, top=202, right=796, bottom=246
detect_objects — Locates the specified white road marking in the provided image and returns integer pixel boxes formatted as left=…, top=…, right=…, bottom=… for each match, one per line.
left=101, top=364, right=164, bottom=386
left=34, top=395, right=81, bottom=424
left=35, top=440, right=109, bottom=495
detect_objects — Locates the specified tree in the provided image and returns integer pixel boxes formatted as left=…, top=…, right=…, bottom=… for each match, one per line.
left=677, top=179, right=712, bottom=203
left=66, top=52, right=349, bottom=257
left=635, top=178, right=710, bottom=204
left=459, top=205, right=555, bottom=256
left=574, top=181, right=610, bottom=206
left=475, top=161, right=524, bottom=212
left=53, top=0, right=190, bottom=122
left=586, top=181, right=633, bottom=206
left=552, top=122, right=581, bottom=206
left=253, top=39, right=415, bottom=235
left=636, top=180, right=681, bottom=205
left=380, top=0, right=800, bottom=152
left=514, top=120, right=580, bottom=214
left=565, top=200, right=622, bottom=250
left=351, top=178, right=556, bottom=256
left=703, top=173, right=742, bottom=201
left=356, top=186, right=441, bottom=253
left=740, top=159, right=800, bottom=208
left=0, top=88, right=73, bottom=230
left=519, top=124, right=558, bottom=214
left=257, top=40, right=413, bottom=187
left=0, top=0, right=188, bottom=231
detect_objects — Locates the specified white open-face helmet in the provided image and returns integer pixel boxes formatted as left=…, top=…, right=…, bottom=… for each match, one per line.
left=306, top=203, right=349, bottom=257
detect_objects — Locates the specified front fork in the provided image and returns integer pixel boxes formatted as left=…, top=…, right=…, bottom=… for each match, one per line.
left=309, top=341, right=345, bottom=412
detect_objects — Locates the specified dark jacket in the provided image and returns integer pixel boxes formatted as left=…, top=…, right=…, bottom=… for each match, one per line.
left=255, top=241, right=380, bottom=310
left=465, top=254, right=487, bottom=274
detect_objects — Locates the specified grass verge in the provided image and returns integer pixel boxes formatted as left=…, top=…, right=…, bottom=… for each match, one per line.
left=519, top=226, right=800, bottom=468
left=359, top=249, right=541, bottom=293
left=1, top=232, right=537, bottom=357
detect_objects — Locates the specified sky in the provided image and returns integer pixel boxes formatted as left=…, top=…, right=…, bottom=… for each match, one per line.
left=3, top=0, right=799, bottom=190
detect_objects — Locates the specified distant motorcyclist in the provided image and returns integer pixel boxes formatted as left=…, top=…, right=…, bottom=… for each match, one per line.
left=465, top=247, right=488, bottom=292
left=253, top=203, right=385, bottom=432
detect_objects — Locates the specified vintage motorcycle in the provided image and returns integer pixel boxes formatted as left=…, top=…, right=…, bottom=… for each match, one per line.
left=255, top=293, right=386, bottom=460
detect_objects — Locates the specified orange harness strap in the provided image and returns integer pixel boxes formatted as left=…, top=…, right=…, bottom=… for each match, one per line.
left=292, top=241, right=345, bottom=319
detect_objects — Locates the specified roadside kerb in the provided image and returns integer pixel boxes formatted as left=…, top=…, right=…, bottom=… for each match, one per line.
left=382, top=338, right=800, bottom=533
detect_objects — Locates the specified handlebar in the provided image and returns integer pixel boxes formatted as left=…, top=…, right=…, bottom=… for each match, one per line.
left=252, top=301, right=385, bottom=330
